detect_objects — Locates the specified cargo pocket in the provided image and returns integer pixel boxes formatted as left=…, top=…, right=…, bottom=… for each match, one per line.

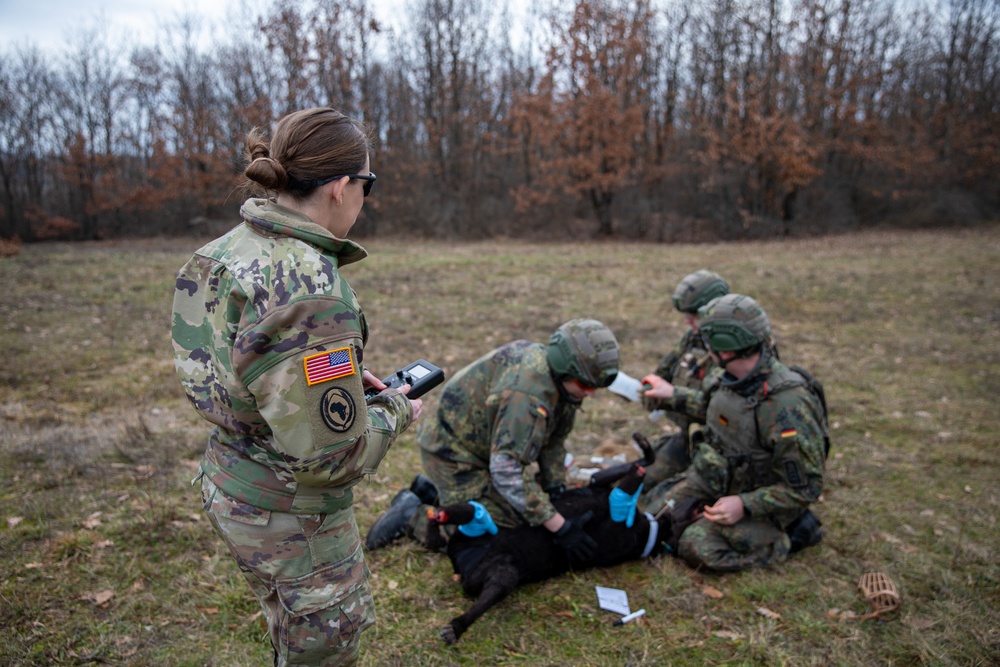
left=274, top=543, right=375, bottom=659
left=203, top=478, right=271, bottom=527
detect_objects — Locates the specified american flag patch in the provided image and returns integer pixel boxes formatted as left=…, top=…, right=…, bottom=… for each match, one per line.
left=303, top=347, right=355, bottom=386
left=781, top=428, right=798, bottom=438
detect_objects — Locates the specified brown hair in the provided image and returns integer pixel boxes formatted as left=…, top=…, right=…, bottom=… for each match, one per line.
left=243, top=107, right=372, bottom=196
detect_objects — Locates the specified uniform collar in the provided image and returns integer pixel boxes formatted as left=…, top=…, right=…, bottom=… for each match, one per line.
left=240, top=198, right=368, bottom=266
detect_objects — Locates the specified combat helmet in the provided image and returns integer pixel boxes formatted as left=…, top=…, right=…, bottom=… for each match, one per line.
left=547, top=319, right=620, bottom=388
left=697, top=294, right=770, bottom=354
left=672, top=270, right=730, bottom=314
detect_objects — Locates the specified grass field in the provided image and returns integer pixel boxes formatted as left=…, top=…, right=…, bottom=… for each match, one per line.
left=1, top=227, right=998, bottom=666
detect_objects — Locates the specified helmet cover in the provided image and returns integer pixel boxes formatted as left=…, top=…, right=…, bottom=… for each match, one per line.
left=547, top=318, right=620, bottom=387
left=672, top=270, right=730, bottom=314
left=697, top=294, right=770, bottom=352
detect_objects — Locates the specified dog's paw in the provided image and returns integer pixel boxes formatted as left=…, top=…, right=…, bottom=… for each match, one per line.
left=440, top=624, right=459, bottom=645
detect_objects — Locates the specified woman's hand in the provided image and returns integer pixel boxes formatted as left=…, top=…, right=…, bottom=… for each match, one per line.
left=641, top=374, right=676, bottom=400
left=399, top=383, right=423, bottom=421
left=362, top=369, right=386, bottom=393
left=365, top=372, right=422, bottom=420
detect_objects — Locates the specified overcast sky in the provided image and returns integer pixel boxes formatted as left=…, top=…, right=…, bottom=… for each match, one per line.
left=0, top=0, right=411, bottom=54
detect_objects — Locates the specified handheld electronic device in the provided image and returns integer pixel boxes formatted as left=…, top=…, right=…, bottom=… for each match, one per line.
left=364, top=359, right=445, bottom=400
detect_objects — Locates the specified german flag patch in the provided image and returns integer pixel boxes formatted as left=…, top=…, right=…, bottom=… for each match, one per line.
left=719, top=415, right=729, bottom=426
left=536, top=406, right=549, bottom=418
left=781, top=428, right=798, bottom=438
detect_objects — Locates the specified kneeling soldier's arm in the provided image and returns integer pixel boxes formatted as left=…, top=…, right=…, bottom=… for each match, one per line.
left=739, top=391, right=825, bottom=520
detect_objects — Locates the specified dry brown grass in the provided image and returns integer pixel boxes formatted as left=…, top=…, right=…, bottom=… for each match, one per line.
left=1, top=227, right=998, bottom=665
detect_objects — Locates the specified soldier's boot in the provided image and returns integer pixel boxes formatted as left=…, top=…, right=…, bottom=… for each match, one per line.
left=787, top=509, right=823, bottom=554
left=409, top=474, right=439, bottom=507
left=366, top=489, right=422, bottom=551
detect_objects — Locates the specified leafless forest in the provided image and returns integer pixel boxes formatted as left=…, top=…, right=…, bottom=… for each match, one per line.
left=1, top=0, right=997, bottom=242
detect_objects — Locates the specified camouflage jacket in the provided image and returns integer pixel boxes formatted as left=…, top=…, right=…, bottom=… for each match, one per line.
left=418, top=341, right=577, bottom=527
left=172, top=198, right=413, bottom=514
left=647, top=328, right=721, bottom=424
left=695, top=353, right=826, bottom=527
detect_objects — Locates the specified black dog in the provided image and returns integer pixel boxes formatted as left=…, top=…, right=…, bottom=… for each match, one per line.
left=427, top=434, right=695, bottom=645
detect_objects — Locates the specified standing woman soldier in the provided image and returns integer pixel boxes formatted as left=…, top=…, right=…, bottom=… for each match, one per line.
left=172, top=107, right=421, bottom=666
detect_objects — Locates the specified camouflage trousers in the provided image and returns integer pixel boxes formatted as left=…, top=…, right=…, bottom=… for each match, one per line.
left=641, top=472, right=790, bottom=572
left=201, top=476, right=375, bottom=666
left=642, top=432, right=692, bottom=489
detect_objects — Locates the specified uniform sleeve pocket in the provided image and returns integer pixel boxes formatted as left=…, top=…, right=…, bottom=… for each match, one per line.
left=517, top=400, right=549, bottom=464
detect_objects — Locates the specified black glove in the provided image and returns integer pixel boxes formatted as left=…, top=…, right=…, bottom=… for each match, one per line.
left=553, top=511, right=597, bottom=562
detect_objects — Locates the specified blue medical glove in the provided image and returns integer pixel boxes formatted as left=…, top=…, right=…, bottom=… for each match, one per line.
left=457, top=501, right=499, bottom=537
left=609, top=484, right=644, bottom=528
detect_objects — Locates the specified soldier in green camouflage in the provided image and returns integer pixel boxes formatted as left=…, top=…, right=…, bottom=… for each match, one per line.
left=641, top=270, right=729, bottom=486
left=365, top=319, right=620, bottom=563
left=172, top=108, right=420, bottom=667
left=641, top=294, right=826, bottom=571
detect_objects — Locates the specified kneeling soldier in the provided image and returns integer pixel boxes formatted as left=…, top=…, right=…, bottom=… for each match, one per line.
left=366, top=318, right=621, bottom=565
left=642, top=294, right=825, bottom=571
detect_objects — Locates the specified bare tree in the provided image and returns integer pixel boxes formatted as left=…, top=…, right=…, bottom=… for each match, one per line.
left=52, top=23, right=128, bottom=238
left=1, top=0, right=997, bottom=241
left=403, top=0, right=503, bottom=236
left=0, top=47, right=57, bottom=240
left=159, top=14, right=231, bottom=226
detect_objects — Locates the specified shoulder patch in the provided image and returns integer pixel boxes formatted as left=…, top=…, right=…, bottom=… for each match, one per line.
left=536, top=405, right=549, bottom=418
left=320, top=386, right=357, bottom=433
left=781, top=428, right=798, bottom=438
left=304, top=347, right=355, bottom=386
left=783, top=459, right=805, bottom=487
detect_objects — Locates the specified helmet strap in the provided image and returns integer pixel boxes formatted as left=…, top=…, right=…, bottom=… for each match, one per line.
left=720, top=346, right=769, bottom=388
left=552, top=371, right=583, bottom=404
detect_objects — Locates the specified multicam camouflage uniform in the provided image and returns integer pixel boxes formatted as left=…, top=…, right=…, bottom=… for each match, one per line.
left=643, top=351, right=826, bottom=571
left=642, top=329, right=722, bottom=485
left=417, top=341, right=578, bottom=532
left=172, top=198, right=414, bottom=666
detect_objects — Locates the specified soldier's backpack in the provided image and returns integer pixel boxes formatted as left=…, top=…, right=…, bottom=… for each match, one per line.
left=787, top=364, right=831, bottom=457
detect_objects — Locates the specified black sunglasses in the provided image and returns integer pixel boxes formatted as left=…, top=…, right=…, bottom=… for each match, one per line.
left=291, top=172, right=377, bottom=196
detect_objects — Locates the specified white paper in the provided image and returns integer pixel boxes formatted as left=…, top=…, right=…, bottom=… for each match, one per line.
left=607, top=371, right=644, bottom=402
left=595, top=586, right=631, bottom=615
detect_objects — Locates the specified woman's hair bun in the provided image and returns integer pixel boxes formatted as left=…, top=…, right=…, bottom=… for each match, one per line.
left=245, top=156, right=289, bottom=190
left=249, top=145, right=270, bottom=161
left=244, top=130, right=289, bottom=190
